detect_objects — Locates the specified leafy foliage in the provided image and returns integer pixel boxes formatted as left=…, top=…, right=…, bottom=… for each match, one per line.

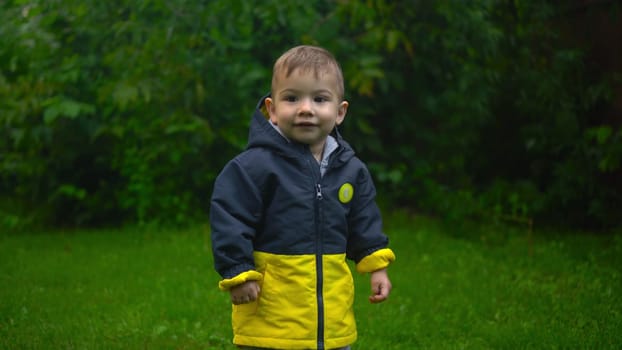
left=1, top=0, right=620, bottom=229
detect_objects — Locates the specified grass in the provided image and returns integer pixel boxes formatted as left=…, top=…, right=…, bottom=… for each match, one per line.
left=1, top=214, right=621, bottom=349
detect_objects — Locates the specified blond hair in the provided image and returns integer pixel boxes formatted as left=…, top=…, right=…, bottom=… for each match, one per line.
left=271, top=45, right=345, bottom=99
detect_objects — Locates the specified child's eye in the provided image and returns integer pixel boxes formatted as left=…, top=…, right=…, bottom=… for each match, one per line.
left=284, top=95, right=298, bottom=102
left=314, top=96, right=329, bottom=103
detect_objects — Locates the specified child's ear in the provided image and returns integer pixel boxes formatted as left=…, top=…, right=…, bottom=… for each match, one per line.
left=265, top=97, right=277, bottom=124
left=336, top=100, right=348, bottom=125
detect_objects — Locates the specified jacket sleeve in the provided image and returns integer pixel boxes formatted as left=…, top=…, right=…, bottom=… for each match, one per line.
left=210, top=158, right=263, bottom=290
left=346, top=165, right=396, bottom=272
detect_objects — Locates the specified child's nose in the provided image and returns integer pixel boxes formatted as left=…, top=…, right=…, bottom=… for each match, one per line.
left=298, top=98, right=313, bottom=114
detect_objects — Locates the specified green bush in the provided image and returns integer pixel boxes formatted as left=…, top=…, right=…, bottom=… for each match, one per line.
left=1, top=0, right=620, bottom=229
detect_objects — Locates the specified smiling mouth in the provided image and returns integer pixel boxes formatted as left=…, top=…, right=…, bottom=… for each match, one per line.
left=295, top=122, right=317, bottom=127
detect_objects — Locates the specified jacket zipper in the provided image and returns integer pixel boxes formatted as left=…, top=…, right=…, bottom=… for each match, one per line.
left=309, top=155, right=325, bottom=350
left=315, top=180, right=325, bottom=350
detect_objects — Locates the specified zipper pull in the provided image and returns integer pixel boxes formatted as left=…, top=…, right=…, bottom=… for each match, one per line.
left=316, top=183, right=323, bottom=200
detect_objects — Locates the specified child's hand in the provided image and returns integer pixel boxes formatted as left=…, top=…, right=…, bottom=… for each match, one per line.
left=369, top=268, right=392, bottom=304
left=230, top=280, right=261, bottom=305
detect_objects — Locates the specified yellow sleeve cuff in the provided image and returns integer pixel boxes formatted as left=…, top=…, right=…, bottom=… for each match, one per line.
left=218, top=270, right=263, bottom=291
left=356, top=248, right=396, bottom=273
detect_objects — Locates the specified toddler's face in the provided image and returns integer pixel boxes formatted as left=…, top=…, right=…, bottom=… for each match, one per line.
left=266, top=69, right=348, bottom=150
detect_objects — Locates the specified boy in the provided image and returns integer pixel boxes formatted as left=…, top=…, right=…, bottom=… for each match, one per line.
left=210, top=45, right=396, bottom=350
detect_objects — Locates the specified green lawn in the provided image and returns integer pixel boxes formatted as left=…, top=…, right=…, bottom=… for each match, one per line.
left=1, top=214, right=621, bottom=349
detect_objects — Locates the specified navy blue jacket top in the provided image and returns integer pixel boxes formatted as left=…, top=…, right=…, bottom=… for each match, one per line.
left=210, top=95, right=389, bottom=280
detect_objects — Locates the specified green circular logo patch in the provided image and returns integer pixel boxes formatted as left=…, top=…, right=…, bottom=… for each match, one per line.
left=338, top=183, right=354, bottom=203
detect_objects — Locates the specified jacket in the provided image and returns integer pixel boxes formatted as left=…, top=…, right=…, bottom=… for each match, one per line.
left=210, top=95, right=395, bottom=349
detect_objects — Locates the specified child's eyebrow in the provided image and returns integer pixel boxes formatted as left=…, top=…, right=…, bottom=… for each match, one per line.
left=313, top=89, right=334, bottom=95
left=279, top=88, right=334, bottom=96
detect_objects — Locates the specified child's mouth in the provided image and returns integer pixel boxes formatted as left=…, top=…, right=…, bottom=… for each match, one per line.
left=295, top=122, right=317, bottom=127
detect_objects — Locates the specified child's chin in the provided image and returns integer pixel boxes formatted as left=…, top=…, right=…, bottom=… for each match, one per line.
left=292, top=134, right=324, bottom=145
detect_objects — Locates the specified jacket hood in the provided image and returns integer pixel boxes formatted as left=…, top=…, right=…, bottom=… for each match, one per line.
left=246, top=94, right=355, bottom=164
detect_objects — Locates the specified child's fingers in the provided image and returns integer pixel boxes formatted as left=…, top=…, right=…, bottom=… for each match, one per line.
left=368, top=293, right=387, bottom=303
left=230, top=281, right=261, bottom=304
left=368, top=283, right=390, bottom=303
left=232, top=294, right=254, bottom=304
left=235, top=285, right=259, bottom=304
